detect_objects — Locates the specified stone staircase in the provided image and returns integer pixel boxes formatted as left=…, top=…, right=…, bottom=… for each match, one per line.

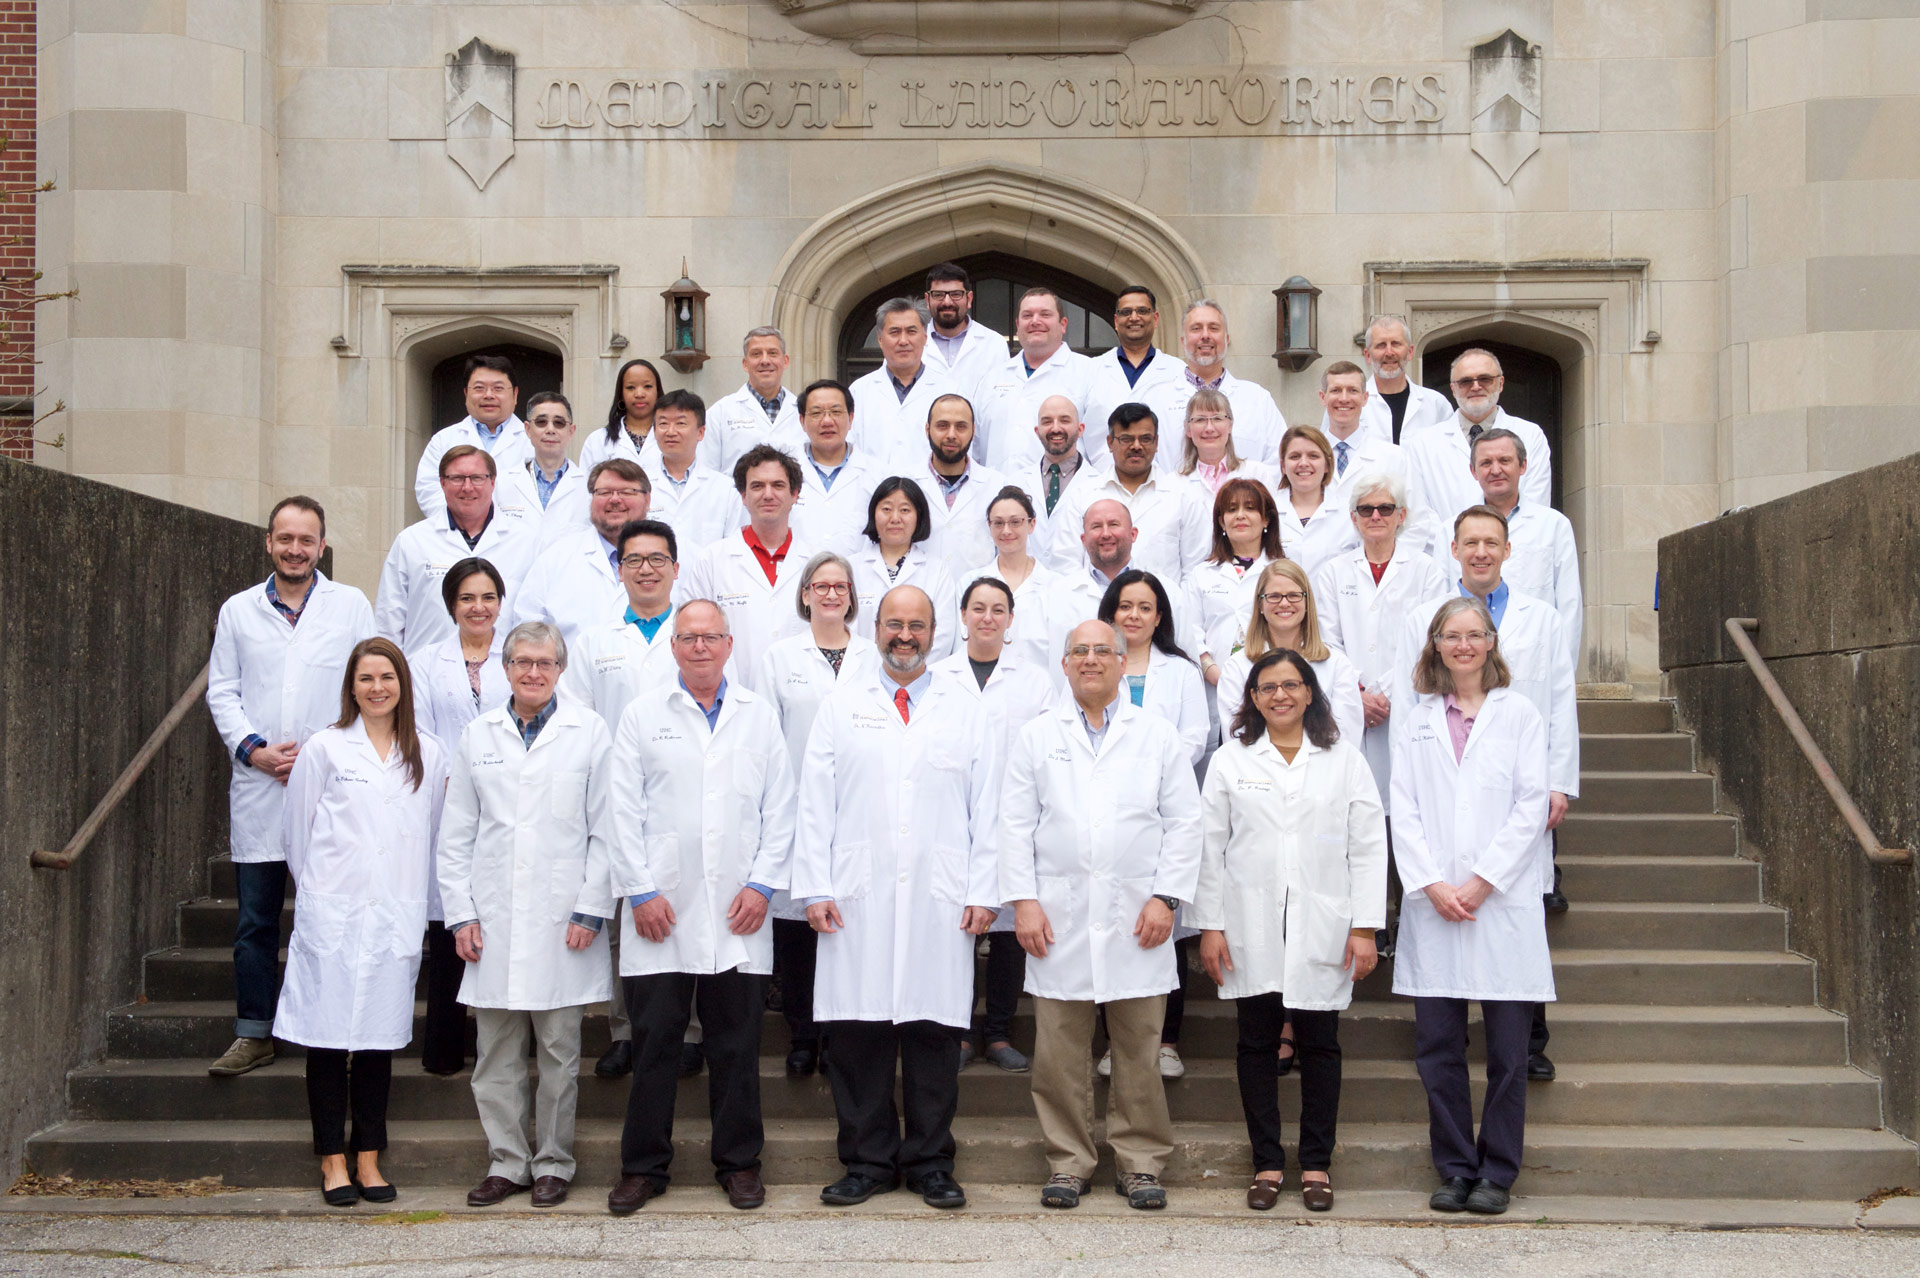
left=26, top=702, right=1918, bottom=1200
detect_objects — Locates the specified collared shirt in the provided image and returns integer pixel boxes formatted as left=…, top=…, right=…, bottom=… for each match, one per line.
left=1115, top=345, right=1155, bottom=387
left=600, top=533, right=621, bottom=572
left=752, top=387, right=786, bottom=422
left=1076, top=695, right=1123, bottom=752
left=625, top=605, right=671, bottom=643
left=884, top=668, right=933, bottom=716
left=508, top=694, right=558, bottom=750
left=743, top=526, right=794, bottom=585
left=1185, top=365, right=1226, bottom=392
left=1090, top=561, right=1132, bottom=589
left=807, top=444, right=852, bottom=492
left=265, top=575, right=307, bottom=627
left=1443, top=693, right=1476, bottom=763
left=1325, top=429, right=1361, bottom=477
left=889, top=366, right=925, bottom=404
left=471, top=417, right=510, bottom=449
left=1461, top=411, right=1494, bottom=441
left=530, top=458, right=570, bottom=508
left=448, top=505, right=495, bottom=551
left=1041, top=451, right=1086, bottom=489
left=1458, top=578, right=1511, bottom=629
left=655, top=459, right=695, bottom=495
left=928, top=462, right=970, bottom=508
left=930, top=325, right=969, bottom=360
left=1194, top=457, right=1235, bottom=493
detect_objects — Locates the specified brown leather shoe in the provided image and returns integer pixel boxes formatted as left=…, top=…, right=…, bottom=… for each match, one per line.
left=530, top=1176, right=569, bottom=1208
left=466, top=1175, right=530, bottom=1207
left=1301, top=1177, right=1333, bottom=1212
left=1246, top=1176, right=1283, bottom=1211
left=721, top=1169, right=766, bottom=1210
left=607, top=1174, right=659, bottom=1215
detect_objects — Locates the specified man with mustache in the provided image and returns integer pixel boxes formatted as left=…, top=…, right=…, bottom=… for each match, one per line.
left=1356, top=316, right=1453, bottom=447
left=920, top=262, right=1008, bottom=407
left=1403, top=349, right=1554, bottom=544
left=792, top=585, right=1000, bottom=1210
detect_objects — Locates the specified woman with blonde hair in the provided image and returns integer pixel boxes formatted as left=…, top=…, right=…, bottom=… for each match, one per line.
left=1179, top=389, right=1276, bottom=493
left=1215, top=559, right=1364, bottom=745
left=1272, top=425, right=1359, bottom=575
left=276, top=637, right=449, bottom=1206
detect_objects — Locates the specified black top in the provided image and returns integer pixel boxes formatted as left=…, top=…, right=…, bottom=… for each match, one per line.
left=968, top=655, right=998, bottom=690
left=1381, top=385, right=1412, bottom=444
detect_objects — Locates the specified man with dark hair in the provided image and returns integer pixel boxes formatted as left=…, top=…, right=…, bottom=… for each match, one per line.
left=415, top=354, right=528, bottom=519
left=850, top=299, right=956, bottom=472
left=497, top=391, right=588, bottom=547
left=1087, top=287, right=1186, bottom=468
left=914, top=392, right=1015, bottom=582
left=922, top=262, right=1007, bottom=405
left=643, top=390, right=742, bottom=556
left=704, top=328, right=800, bottom=475
left=790, top=378, right=883, bottom=556
left=1045, top=404, right=1208, bottom=592
left=512, top=458, right=653, bottom=652
left=676, top=443, right=816, bottom=691
left=206, top=495, right=376, bottom=1077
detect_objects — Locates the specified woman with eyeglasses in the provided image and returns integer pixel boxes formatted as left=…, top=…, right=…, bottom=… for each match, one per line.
left=1179, top=389, right=1277, bottom=494
left=849, top=477, right=958, bottom=660
left=1217, top=561, right=1364, bottom=747
left=1187, top=478, right=1285, bottom=691
left=409, top=557, right=511, bottom=1076
left=276, top=637, right=448, bottom=1206
left=963, top=486, right=1067, bottom=676
left=581, top=358, right=666, bottom=472
left=1193, top=649, right=1386, bottom=1213
left=1392, top=596, right=1552, bottom=1217
left=754, top=552, right=877, bottom=1077
left=1273, top=425, right=1360, bottom=577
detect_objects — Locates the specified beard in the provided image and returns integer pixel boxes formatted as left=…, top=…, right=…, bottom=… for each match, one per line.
left=929, top=439, right=970, bottom=466
left=881, top=642, right=925, bottom=675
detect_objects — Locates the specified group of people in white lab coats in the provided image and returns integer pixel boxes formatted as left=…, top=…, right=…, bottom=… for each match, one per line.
left=202, top=287, right=1581, bottom=1218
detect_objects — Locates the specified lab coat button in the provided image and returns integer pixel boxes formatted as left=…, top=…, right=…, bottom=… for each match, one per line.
left=898, top=873, right=908, bottom=884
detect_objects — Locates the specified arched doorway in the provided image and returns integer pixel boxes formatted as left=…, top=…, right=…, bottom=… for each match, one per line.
left=1422, top=338, right=1565, bottom=510
left=836, top=253, right=1118, bottom=383
left=400, top=321, right=567, bottom=518
left=428, top=342, right=565, bottom=435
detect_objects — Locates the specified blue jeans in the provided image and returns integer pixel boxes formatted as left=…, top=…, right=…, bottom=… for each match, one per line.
left=232, top=860, right=288, bottom=1038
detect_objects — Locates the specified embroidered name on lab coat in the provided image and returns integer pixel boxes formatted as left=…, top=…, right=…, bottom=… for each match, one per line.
left=1046, top=747, right=1072, bottom=763
left=851, top=712, right=890, bottom=730
left=1235, top=777, right=1274, bottom=793
left=716, top=592, right=750, bottom=607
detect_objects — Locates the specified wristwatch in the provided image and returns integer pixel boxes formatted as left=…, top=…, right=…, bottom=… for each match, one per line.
left=1154, top=894, right=1180, bottom=912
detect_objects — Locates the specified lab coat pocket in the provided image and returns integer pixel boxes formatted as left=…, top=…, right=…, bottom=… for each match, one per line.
left=832, top=839, right=872, bottom=900
left=549, top=770, right=589, bottom=821
left=289, top=891, right=353, bottom=959
left=1302, top=889, right=1355, bottom=969
left=550, top=855, right=589, bottom=925
left=1036, top=874, right=1077, bottom=936
left=928, top=845, right=968, bottom=906
left=645, top=834, right=682, bottom=894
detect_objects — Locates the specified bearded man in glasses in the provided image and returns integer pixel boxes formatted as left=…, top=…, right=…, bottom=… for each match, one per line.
left=1402, top=348, right=1554, bottom=546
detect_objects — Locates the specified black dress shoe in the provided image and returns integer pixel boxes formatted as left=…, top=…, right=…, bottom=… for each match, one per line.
left=1429, top=1176, right=1474, bottom=1212
left=322, top=1178, right=359, bottom=1208
left=1543, top=888, right=1569, bottom=914
left=595, top=1040, right=634, bottom=1078
left=820, top=1171, right=899, bottom=1205
left=357, top=1179, right=397, bottom=1204
left=786, top=1044, right=818, bottom=1077
left=1527, top=1051, right=1557, bottom=1081
left=907, top=1169, right=967, bottom=1209
left=679, top=1041, right=705, bottom=1078
left=1464, top=1178, right=1511, bottom=1214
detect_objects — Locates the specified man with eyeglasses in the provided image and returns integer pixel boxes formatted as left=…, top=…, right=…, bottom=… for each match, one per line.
left=377, top=444, right=539, bottom=658
left=850, top=299, right=958, bottom=473
left=604, top=601, right=796, bottom=1215
left=496, top=391, right=589, bottom=547
left=915, top=392, right=1016, bottom=583
left=414, top=354, right=529, bottom=519
left=999, top=620, right=1202, bottom=1211
left=1086, top=287, right=1189, bottom=470
left=1168, top=300, right=1286, bottom=466
left=1403, top=349, right=1553, bottom=550
left=702, top=328, right=802, bottom=476
left=793, top=585, right=1000, bottom=1210
left=511, top=459, right=652, bottom=654
left=1316, top=361, right=1436, bottom=560
left=642, top=390, right=745, bottom=557
left=1356, top=316, right=1453, bottom=447
left=1399, top=505, right=1577, bottom=1082
left=976, top=287, right=1095, bottom=474
left=1043, top=404, right=1209, bottom=593
left=920, top=262, right=1008, bottom=407
left=440, top=621, right=616, bottom=1210
left=789, top=379, right=884, bottom=556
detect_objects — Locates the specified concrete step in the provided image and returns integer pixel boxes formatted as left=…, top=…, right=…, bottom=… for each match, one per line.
left=64, top=1056, right=1887, bottom=1131
left=1577, top=701, right=1675, bottom=734
left=1558, top=813, right=1738, bottom=856
left=179, top=901, right=293, bottom=948
left=1579, top=733, right=1694, bottom=773
left=1576, top=772, right=1718, bottom=815
left=1557, top=856, right=1760, bottom=904
left=1543, top=903, right=1783, bottom=951
left=27, top=1117, right=1912, bottom=1201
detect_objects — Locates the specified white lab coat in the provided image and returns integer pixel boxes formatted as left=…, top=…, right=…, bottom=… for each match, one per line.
left=959, top=557, right=1070, bottom=676
left=1128, top=645, right=1210, bottom=765
left=1083, top=346, right=1191, bottom=470
left=791, top=669, right=1000, bottom=1028
left=975, top=345, right=1096, bottom=474
left=413, top=631, right=512, bottom=758
left=579, top=423, right=666, bottom=475
left=1029, top=453, right=1106, bottom=554
left=1358, top=378, right=1452, bottom=448
left=508, top=527, right=626, bottom=654
left=415, top=416, right=531, bottom=519
left=1402, top=408, right=1553, bottom=553
left=923, top=319, right=1010, bottom=406
left=997, top=699, right=1202, bottom=1003
left=438, top=701, right=616, bottom=1010
left=496, top=459, right=590, bottom=551
left=1163, top=369, right=1287, bottom=469
left=1216, top=644, right=1366, bottom=751
left=1389, top=688, right=1555, bottom=1002
left=642, top=459, right=746, bottom=559
left=559, top=607, right=681, bottom=730
left=1502, top=503, right=1583, bottom=672
left=848, top=541, right=959, bottom=662
left=1048, top=567, right=1193, bottom=660
left=675, top=528, right=818, bottom=695
left=206, top=574, right=377, bottom=863
left=1043, top=470, right=1210, bottom=592
left=790, top=446, right=887, bottom=557
left=918, top=460, right=1021, bottom=586
left=1186, top=554, right=1271, bottom=667
left=1313, top=544, right=1448, bottom=810
left=1190, top=735, right=1387, bottom=1009
left=1317, top=428, right=1440, bottom=564
left=274, top=722, right=449, bottom=1050
left=849, top=364, right=958, bottom=474
left=374, top=511, right=540, bottom=659
left=701, top=385, right=801, bottom=476
left=608, top=681, right=796, bottom=976
left=1400, top=587, right=1579, bottom=800
left=755, top=630, right=880, bottom=921
left=1276, top=491, right=1362, bottom=579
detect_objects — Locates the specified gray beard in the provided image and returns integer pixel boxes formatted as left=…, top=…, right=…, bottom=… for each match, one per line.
left=881, top=647, right=925, bottom=677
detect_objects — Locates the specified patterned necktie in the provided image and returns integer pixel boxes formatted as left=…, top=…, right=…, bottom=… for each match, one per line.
left=1467, top=422, right=1485, bottom=445
left=1335, top=440, right=1350, bottom=476
left=894, top=686, right=911, bottom=725
left=1046, top=464, right=1062, bottom=515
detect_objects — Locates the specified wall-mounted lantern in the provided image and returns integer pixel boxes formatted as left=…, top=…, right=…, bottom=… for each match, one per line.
left=1272, top=275, right=1322, bottom=373
left=661, top=260, right=710, bottom=373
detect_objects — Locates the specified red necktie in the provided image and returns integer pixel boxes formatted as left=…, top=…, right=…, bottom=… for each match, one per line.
left=894, top=686, right=911, bottom=725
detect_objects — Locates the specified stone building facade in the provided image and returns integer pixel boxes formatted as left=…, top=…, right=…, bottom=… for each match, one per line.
left=34, top=0, right=1920, bottom=688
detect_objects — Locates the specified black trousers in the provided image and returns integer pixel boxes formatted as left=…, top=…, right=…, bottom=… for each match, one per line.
left=823, top=1018, right=960, bottom=1181
left=1413, top=997, right=1532, bottom=1189
left=1236, top=995, right=1341, bottom=1172
left=620, top=969, right=766, bottom=1188
left=420, top=922, right=469, bottom=1073
left=306, top=1048, right=392, bottom=1156
left=969, top=931, right=1026, bottom=1046
left=771, top=919, right=818, bottom=1049
left=1160, top=935, right=1199, bottom=1043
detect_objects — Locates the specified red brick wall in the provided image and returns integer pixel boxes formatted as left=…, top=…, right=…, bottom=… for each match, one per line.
left=0, top=0, right=34, bottom=460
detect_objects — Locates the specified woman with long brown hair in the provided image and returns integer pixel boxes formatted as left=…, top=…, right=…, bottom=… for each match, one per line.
left=274, top=637, right=449, bottom=1206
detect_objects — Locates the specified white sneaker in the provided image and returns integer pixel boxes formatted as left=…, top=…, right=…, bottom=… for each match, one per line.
left=1158, top=1045, right=1185, bottom=1079
left=1096, top=1048, right=1112, bottom=1077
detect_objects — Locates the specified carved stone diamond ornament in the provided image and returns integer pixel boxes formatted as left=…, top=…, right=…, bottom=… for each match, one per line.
left=446, top=38, right=516, bottom=191
left=1469, top=29, right=1542, bottom=185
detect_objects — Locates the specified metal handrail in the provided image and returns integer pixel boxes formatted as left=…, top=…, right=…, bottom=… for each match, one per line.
left=29, top=662, right=212, bottom=871
left=1723, top=618, right=1910, bottom=867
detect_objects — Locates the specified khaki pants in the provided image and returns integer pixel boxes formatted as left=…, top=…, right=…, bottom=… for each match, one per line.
left=1031, top=994, right=1171, bottom=1179
left=471, top=1005, right=585, bottom=1183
